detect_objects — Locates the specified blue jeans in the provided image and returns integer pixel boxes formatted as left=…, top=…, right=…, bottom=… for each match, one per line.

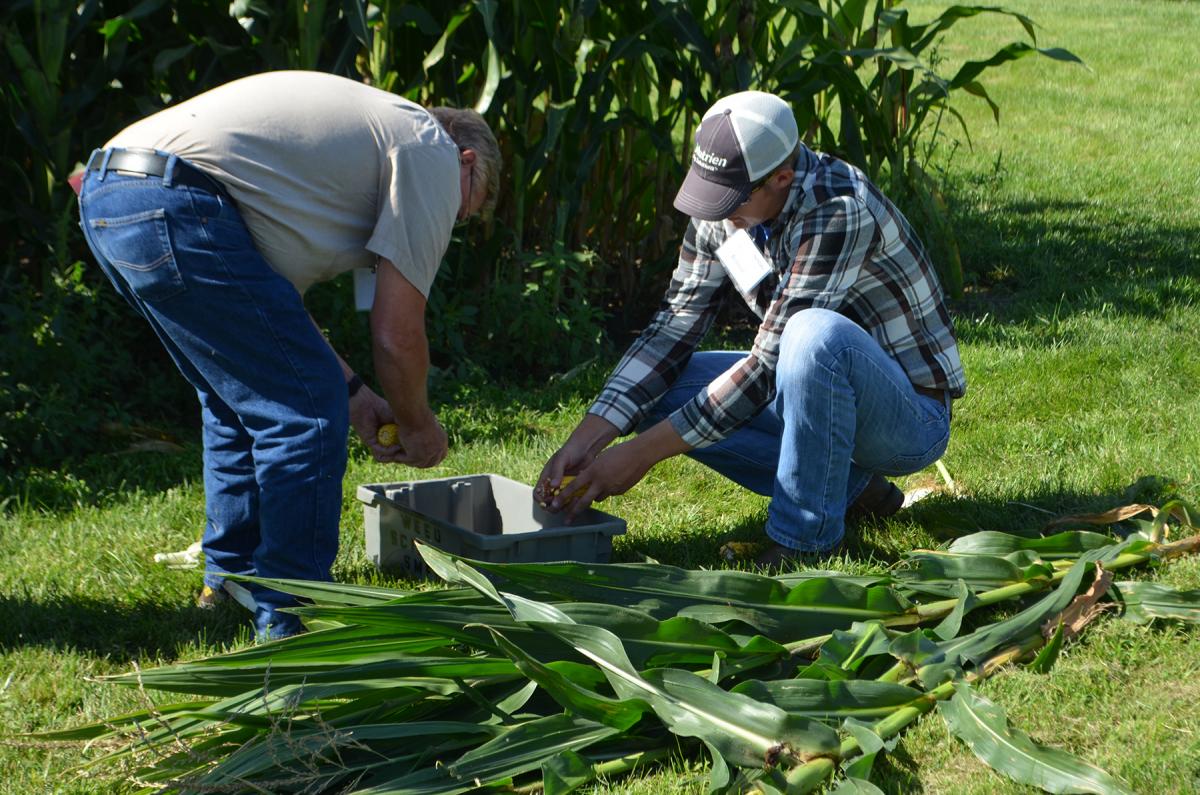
left=78, top=151, right=348, bottom=639
left=640, top=309, right=950, bottom=552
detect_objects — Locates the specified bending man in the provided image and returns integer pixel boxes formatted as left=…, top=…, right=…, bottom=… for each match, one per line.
left=78, top=70, right=500, bottom=638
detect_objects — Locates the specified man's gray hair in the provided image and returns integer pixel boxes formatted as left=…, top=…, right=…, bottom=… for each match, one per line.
left=429, top=106, right=502, bottom=218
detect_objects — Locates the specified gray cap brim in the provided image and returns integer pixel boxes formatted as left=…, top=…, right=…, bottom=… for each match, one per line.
left=672, top=166, right=752, bottom=221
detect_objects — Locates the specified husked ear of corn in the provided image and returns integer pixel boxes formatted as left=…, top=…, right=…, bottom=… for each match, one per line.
left=376, top=423, right=399, bottom=447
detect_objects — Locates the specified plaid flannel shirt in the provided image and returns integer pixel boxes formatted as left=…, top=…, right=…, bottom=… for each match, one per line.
left=588, top=145, right=967, bottom=448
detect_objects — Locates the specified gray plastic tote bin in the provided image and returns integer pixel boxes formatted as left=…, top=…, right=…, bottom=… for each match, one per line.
left=357, top=473, right=627, bottom=578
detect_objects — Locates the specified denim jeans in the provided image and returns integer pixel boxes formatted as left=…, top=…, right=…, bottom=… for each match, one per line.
left=640, top=308, right=950, bottom=552
left=78, top=151, right=348, bottom=639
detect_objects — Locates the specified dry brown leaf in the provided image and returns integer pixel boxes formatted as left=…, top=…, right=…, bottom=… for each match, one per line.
left=1041, top=563, right=1115, bottom=642
left=1044, top=503, right=1157, bottom=529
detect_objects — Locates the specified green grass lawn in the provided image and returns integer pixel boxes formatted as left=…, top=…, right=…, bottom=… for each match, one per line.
left=4, top=0, right=1200, bottom=792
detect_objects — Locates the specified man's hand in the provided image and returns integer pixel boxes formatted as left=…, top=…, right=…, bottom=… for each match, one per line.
left=393, top=412, right=448, bottom=468
left=539, top=417, right=692, bottom=521
left=536, top=415, right=621, bottom=507
left=349, top=386, right=407, bottom=463
left=550, top=440, right=656, bottom=520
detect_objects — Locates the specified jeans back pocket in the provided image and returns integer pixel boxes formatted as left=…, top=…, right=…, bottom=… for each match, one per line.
left=88, top=208, right=186, bottom=302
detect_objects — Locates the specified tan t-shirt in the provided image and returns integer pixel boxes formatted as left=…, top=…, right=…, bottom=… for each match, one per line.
left=106, top=70, right=460, bottom=297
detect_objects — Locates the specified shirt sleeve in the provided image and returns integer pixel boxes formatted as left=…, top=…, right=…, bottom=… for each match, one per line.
left=587, top=219, right=729, bottom=435
left=366, top=142, right=460, bottom=298
left=670, top=196, right=878, bottom=447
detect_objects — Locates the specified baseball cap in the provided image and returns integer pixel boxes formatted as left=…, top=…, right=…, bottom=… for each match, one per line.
left=673, top=91, right=800, bottom=221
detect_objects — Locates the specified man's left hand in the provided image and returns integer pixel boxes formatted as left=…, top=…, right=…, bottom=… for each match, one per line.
left=349, top=386, right=406, bottom=462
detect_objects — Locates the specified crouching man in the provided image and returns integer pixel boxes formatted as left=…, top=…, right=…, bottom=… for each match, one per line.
left=538, top=91, right=965, bottom=567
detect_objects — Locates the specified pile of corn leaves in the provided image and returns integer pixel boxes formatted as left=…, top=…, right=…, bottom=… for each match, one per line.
left=40, top=503, right=1200, bottom=794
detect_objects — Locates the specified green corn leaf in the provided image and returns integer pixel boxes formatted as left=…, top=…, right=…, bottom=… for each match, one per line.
left=777, top=571, right=891, bottom=588
left=949, top=42, right=1083, bottom=92
left=940, top=681, right=1135, bottom=795
left=484, top=624, right=649, bottom=730
left=419, top=543, right=909, bottom=643
left=911, top=5, right=1039, bottom=52
left=936, top=553, right=1100, bottom=667
left=99, top=655, right=521, bottom=696
left=20, top=700, right=216, bottom=742
left=830, top=777, right=885, bottom=794
left=497, top=593, right=841, bottom=767
left=422, top=4, right=473, bottom=71
left=731, top=679, right=927, bottom=722
left=947, top=530, right=1116, bottom=559
left=704, top=737, right=734, bottom=793
left=841, top=46, right=931, bottom=74
left=899, top=551, right=1054, bottom=589
left=294, top=600, right=790, bottom=670
left=475, top=40, right=502, bottom=114
left=1113, top=581, right=1200, bottom=624
left=677, top=577, right=911, bottom=642
left=1029, top=621, right=1065, bottom=674
left=199, top=721, right=502, bottom=786
left=932, top=580, right=981, bottom=640
left=841, top=717, right=897, bottom=781
left=889, top=629, right=944, bottom=670
left=542, top=748, right=597, bottom=795
left=343, top=0, right=371, bottom=47
left=350, top=713, right=620, bottom=795
left=231, top=574, right=438, bottom=606
left=798, top=621, right=893, bottom=680
left=186, top=623, right=460, bottom=664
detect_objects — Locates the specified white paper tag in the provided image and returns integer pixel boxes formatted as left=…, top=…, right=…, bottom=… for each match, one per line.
left=715, top=229, right=773, bottom=295
left=353, top=267, right=376, bottom=312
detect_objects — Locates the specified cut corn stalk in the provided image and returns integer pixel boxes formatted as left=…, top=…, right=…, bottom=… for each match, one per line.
left=20, top=502, right=1200, bottom=794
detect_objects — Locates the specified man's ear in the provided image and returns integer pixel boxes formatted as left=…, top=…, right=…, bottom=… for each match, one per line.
left=460, top=148, right=477, bottom=167
left=771, top=167, right=794, bottom=189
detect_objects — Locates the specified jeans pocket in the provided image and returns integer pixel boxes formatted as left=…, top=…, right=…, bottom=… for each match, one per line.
left=874, top=425, right=950, bottom=476
left=88, top=208, right=186, bottom=302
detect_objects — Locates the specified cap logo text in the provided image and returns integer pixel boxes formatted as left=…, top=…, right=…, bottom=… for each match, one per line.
left=693, top=146, right=728, bottom=170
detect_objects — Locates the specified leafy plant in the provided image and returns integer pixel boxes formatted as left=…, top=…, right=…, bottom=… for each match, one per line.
left=31, top=502, right=1200, bottom=793
left=0, top=0, right=1083, bottom=471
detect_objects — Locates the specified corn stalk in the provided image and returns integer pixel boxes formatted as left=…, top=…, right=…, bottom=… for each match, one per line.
left=20, top=501, right=1200, bottom=794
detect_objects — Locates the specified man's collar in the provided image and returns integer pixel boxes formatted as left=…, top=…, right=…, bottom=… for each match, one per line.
left=772, top=145, right=820, bottom=230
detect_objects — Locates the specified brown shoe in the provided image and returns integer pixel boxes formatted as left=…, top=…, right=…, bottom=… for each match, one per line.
left=753, top=542, right=841, bottom=573
left=846, top=474, right=904, bottom=523
left=196, top=584, right=227, bottom=609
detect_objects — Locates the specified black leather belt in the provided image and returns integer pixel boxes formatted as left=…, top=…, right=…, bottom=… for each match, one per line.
left=913, top=384, right=952, bottom=417
left=913, top=385, right=947, bottom=402
left=89, top=148, right=232, bottom=202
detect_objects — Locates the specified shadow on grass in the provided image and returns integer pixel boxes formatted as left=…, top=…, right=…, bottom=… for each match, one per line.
left=618, top=476, right=1179, bottom=570
left=946, top=191, right=1200, bottom=326
left=0, top=593, right=246, bottom=663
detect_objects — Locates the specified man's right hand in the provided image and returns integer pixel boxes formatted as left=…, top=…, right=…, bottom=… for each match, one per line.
left=394, top=412, right=448, bottom=468
left=536, top=414, right=621, bottom=508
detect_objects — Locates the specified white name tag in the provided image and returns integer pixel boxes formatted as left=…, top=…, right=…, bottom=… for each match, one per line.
left=353, top=267, right=376, bottom=312
left=716, top=229, right=773, bottom=295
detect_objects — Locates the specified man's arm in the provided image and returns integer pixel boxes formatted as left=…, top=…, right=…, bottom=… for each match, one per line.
left=585, top=219, right=730, bottom=434
left=538, top=220, right=727, bottom=509
left=368, top=258, right=447, bottom=468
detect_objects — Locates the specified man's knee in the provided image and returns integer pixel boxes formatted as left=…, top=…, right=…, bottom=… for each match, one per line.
left=778, top=309, right=861, bottom=381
